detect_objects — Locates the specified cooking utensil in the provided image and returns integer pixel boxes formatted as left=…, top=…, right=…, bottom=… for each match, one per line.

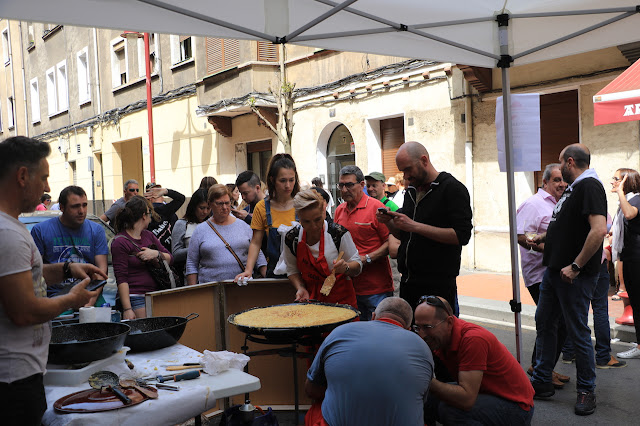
left=123, top=313, right=199, bottom=353
left=119, top=378, right=158, bottom=399
left=320, top=251, right=344, bottom=296
left=54, top=387, right=148, bottom=413
left=165, top=364, right=203, bottom=371
left=49, top=322, right=131, bottom=365
left=136, top=378, right=179, bottom=391
left=144, top=370, right=201, bottom=383
left=88, top=371, right=131, bottom=405
left=228, top=301, right=359, bottom=339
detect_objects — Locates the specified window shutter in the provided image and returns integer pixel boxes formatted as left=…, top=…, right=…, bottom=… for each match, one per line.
left=206, top=37, right=223, bottom=74
left=179, top=35, right=190, bottom=43
left=224, top=39, right=240, bottom=67
left=381, top=117, right=405, bottom=179
left=257, top=41, right=278, bottom=62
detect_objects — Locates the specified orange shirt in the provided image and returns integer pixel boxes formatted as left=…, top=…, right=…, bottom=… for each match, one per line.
left=334, top=195, right=393, bottom=296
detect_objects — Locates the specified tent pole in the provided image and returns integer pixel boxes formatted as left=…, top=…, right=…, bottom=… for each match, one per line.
left=497, top=13, right=523, bottom=363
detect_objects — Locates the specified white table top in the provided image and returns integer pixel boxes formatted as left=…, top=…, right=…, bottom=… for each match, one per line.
left=43, top=344, right=261, bottom=426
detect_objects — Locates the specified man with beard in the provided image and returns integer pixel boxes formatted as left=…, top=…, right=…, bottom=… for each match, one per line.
left=530, top=143, right=607, bottom=416
left=0, top=136, right=104, bottom=425
left=233, top=171, right=265, bottom=225
left=378, top=142, right=472, bottom=313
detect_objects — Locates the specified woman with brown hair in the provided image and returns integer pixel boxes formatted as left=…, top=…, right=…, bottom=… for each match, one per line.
left=111, top=195, right=172, bottom=320
left=186, top=184, right=266, bottom=284
left=235, top=153, right=300, bottom=280
left=612, top=168, right=640, bottom=359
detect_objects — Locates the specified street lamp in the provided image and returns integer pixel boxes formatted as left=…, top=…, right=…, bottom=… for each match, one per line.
left=121, top=31, right=156, bottom=182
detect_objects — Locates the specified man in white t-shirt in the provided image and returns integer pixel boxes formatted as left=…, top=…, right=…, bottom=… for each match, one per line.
left=0, top=136, right=105, bottom=425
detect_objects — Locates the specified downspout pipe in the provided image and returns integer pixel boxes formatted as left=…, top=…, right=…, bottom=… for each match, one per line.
left=18, top=22, right=29, bottom=137
left=464, top=80, right=475, bottom=270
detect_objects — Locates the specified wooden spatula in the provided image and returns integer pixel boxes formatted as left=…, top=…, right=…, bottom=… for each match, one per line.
left=320, top=252, right=344, bottom=296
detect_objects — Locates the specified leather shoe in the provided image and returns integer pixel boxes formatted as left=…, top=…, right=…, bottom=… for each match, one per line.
left=532, top=381, right=555, bottom=399
left=553, top=371, right=570, bottom=383
left=551, top=374, right=564, bottom=389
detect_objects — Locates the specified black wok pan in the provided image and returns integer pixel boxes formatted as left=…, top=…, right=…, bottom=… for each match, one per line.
left=228, top=301, right=359, bottom=339
left=49, top=322, right=130, bottom=365
left=123, top=313, right=199, bottom=353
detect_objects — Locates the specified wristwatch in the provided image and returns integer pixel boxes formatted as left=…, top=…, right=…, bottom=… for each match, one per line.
left=63, top=260, right=73, bottom=279
left=571, top=262, right=582, bottom=273
left=365, top=254, right=372, bottom=264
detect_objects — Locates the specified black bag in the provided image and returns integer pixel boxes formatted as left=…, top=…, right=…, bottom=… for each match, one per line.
left=146, top=243, right=181, bottom=290
left=219, top=405, right=279, bottom=426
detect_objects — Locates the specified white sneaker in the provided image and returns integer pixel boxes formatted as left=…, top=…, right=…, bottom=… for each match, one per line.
left=616, top=347, right=640, bottom=359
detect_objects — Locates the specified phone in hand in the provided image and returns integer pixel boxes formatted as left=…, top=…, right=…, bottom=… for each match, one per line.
left=377, top=207, right=389, bottom=214
left=85, top=279, right=108, bottom=292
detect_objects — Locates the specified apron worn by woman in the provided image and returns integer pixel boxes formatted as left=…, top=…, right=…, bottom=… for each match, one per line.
left=296, top=228, right=357, bottom=309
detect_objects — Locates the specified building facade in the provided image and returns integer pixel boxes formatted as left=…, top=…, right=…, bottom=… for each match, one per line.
left=1, top=18, right=639, bottom=273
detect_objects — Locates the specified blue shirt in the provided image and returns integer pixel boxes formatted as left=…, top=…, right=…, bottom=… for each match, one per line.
left=31, top=217, right=109, bottom=265
left=307, top=320, right=433, bottom=426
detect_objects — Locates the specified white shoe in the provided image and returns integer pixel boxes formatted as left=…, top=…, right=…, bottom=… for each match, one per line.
left=616, top=347, right=640, bottom=359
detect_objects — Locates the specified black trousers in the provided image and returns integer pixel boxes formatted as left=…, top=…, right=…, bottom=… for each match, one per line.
left=623, top=260, right=640, bottom=342
left=0, top=373, right=47, bottom=426
left=400, top=276, right=458, bottom=315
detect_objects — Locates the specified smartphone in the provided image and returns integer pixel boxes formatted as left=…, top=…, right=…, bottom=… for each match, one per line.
left=377, top=207, right=389, bottom=214
left=86, top=279, right=108, bottom=292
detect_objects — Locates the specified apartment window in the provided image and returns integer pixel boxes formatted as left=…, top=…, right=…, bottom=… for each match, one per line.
left=56, top=60, right=69, bottom=112
left=46, top=67, right=57, bottom=115
left=2, top=28, right=9, bottom=65
left=137, top=33, right=158, bottom=78
left=27, top=23, right=35, bottom=49
left=43, top=24, right=62, bottom=38
left=77, top=47, right=91, bottom=104
left=205, top=38, right=240, bottom=75
left=111, top=37, right=128, bottom=88
left=257, top=41, right=278, bottom=62
left=170, top=35, right=193, bottom=65
left=30, top=78, right=40, bottom=123
left=69, top=160, right=77, bottom=186
left=7, top=97, right=15, bottom=129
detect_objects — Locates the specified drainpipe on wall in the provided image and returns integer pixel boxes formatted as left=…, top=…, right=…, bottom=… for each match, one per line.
left=464, top=80, right=475, bottom=270
left=92, top=28, right=106, bottom=213
left=18, top=22, right=29, bottom=137
left=6, top=24, right=18, bottom=136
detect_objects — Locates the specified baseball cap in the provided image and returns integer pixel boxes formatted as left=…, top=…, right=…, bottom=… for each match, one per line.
left=145, top=182, right=161, bottom=191
left=386, top=177, right=397, bottom=186
left=365, top=172, right=386, bottom=182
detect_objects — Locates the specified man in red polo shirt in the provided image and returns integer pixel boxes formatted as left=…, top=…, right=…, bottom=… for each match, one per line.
left=334, top=165, right=394, bottom=320
left=414, top=295, right=535, bottom=425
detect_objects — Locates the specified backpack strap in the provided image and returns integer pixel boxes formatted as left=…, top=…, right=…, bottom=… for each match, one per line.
left=326, top=221, right=349, bottom=252
left=265, top=197, right=273, bottom=228
left=284, top=225, right=301, bottom=256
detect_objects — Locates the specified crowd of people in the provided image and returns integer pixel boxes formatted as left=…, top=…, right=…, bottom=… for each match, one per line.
left=2, top=134, right=638, bottom=425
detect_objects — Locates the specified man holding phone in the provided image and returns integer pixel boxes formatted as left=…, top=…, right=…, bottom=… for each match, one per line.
left=31, top=185, right=109, bottom=306
left=0, top=136, right=105, bottom=425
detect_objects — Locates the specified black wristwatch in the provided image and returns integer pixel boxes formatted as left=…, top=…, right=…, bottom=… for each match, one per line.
left=571, top=262, right=582, bottom=273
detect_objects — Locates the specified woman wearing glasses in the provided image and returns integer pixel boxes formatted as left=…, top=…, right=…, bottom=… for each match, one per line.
left=235, top=153, right=300, bottom=281
left=187, top=184, right=266, bottom=284
left=611, top=169, right=640, bottom=359
left=111, top=195, right=172, bottom=320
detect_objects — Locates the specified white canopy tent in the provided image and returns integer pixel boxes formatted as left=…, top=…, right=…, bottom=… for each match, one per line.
left=3, top=0, right=640, bottom=360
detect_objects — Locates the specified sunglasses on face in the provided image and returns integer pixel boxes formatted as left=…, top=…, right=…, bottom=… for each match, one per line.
left=336, top=182, right=358, bottom=189
left=128, top=188, right=139, bottom=193
left=418, top=295, right=453, bottom=316
left=412, top=320, right=446, bottom=332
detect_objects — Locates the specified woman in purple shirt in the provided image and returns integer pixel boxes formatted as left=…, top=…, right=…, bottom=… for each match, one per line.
left=111, top=195, right=172, bottom=320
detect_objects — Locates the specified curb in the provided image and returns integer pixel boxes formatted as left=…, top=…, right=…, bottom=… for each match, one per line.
left=459, top=295, right=637, bottom=343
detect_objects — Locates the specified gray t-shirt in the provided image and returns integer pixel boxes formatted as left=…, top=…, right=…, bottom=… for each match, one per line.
left=104, top=197, right=126, bottom=222
left=0, top=211, right=49, bottom=382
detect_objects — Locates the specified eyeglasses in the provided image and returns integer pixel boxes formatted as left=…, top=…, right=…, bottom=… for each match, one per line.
left=214, top=201, right=231, bottom=207
left=128, top=188, right=139, bottom=193
left=336, top=182, right=358, bottom=189
left=418, top=295, right=453, bottom=316
left=412, top=320, right=446, bottom=333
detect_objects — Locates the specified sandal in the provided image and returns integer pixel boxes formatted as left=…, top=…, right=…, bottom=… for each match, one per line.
left=612, top=291, right=623, bottom=301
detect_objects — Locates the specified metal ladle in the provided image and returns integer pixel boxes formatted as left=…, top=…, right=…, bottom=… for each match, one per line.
left=88, top=371, right=132, bottom=405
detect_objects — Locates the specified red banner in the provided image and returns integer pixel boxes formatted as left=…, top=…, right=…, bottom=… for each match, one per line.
left=594, top=96, right=640, bottom=126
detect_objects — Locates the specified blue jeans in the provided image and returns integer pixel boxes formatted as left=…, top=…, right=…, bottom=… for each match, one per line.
left=563, top=261, right=611, bottom=364
left=428, top=392, right=534, bottom=425
left=356, top=292, right=393, bottom=321
left=532, top=268, right=597, bottom=392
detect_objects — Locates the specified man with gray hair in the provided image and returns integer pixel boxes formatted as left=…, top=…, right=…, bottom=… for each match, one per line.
left=334, top=165, right=394, bottom=320
left=305, top=297, right=433, bottom=426
left=516, top=163, right=569, bottom=388
left=99, top=179, right=139, bottom=223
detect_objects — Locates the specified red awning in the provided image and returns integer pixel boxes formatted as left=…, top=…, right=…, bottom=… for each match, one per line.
left=593, top=58, right=640, bottom=126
